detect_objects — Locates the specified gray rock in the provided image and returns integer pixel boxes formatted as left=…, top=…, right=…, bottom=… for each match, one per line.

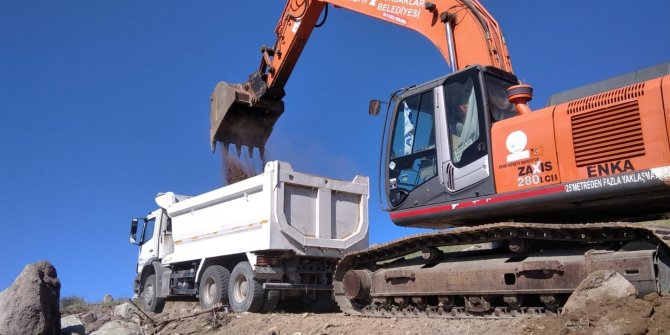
left=102, top=294, right=113, bottom=304
left=90, top=320, right=141, bottom=335
left=563, top=270, right=637, bottom=314
left=60, top=315, right=85, bottom=335
left=0, top=261, right=61, bottom=335
left=112, top=302, right=137, bottom=319
left=81, top=312, right=98, bottom=324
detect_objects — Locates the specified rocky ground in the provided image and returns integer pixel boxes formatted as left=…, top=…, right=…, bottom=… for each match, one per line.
left=56, top=289, right=670, bottom=335
left=5, top=262, right=670, bottom=334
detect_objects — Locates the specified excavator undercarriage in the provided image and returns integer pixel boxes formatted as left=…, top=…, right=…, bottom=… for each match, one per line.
left=333, top=222, right=670, bottom=317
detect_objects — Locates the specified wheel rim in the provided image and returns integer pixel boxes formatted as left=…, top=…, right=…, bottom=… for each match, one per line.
left=233, top=274, right=248, bottom=304
left=143, top=283, right=154, bottom=305
left=203, top=277, right=216, bottom=304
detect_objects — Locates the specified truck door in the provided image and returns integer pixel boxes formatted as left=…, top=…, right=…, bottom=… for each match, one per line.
left=137, top=212, right=160, bottom=273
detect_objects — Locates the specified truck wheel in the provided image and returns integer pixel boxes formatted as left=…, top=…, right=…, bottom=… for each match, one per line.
left=199, top=265, right=231, bottom=309
left=228, top=262, right=265, bottom=313
left=140, top=274, right=165, bottom=313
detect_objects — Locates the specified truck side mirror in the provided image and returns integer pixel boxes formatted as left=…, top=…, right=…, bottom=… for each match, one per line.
left=369, top=100, right=382, bottom=116
left=130, top=218, right=139, bottom=245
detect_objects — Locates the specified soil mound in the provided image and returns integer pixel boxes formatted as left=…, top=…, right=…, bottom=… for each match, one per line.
left=520, top=294, right=670, bottom=335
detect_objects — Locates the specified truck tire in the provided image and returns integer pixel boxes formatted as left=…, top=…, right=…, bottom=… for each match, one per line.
left=198, top=265, right=231, bottom=309
left=140, top=274, right=165, bottom=313
left=228, top=262, right=265, bottom=313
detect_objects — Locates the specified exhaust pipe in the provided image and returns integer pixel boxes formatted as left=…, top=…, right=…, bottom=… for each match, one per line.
left=210, top=81, right=284, bottom=157
left=507, top=84, right=533, bottom=115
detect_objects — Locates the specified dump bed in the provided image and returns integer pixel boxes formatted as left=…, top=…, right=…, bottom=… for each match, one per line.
left=157, top=161, right=369, bottom=264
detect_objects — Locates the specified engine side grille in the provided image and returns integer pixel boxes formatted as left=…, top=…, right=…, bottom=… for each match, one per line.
left=571, top=100, right=645, bottom=167
left=567, top=83, right=645, bottom=115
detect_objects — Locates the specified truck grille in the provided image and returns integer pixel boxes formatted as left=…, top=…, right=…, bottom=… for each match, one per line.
left=570, top=100, right=645, bottom=167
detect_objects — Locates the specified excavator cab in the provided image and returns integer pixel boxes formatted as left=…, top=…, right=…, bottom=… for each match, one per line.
left=210, top=81, right=284, bottom=157
left=384, top=66, right=519, bottom=226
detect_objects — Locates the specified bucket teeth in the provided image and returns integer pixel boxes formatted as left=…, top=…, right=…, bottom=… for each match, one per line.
left=259, top=147, right=265, bottom=161
left=222, top=142, right=230, bottom=157
left=247, top=146, right=254, bottom=158
left=235, top=144, right=242, bottom=157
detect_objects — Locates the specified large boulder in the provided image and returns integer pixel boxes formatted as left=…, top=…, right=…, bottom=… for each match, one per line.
left=0, top=261, right=61, bottom=335
left=113, top=302, right=137, bottom=319
left=89, top=320, right=142, bottom=335
left=81, top=311, right=98, bottom=324
left=563, top=270, right=637, bottom=314
left=60, top=315, right=85, bottom=335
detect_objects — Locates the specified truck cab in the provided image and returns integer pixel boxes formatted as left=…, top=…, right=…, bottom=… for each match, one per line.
left=130, top=208, right=174, bottom=274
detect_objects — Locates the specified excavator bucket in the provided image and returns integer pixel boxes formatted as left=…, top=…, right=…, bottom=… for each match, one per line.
left=210, top=81, right=284, bottom=157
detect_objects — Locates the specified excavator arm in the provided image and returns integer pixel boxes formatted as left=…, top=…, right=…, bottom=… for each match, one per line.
left=210, top=0, right=513, bottom=155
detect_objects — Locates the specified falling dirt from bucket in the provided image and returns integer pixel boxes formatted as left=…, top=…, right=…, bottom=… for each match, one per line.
left=221, top=147, right=261, bottom=185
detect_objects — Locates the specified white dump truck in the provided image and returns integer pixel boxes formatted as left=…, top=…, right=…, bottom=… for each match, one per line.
left=129, top=161, right=369, bottom=313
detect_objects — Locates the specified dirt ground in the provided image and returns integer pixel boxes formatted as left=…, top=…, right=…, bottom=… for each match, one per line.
left=154, top=301, right=529, bottom=335
left=64, top=294, right=670, bottom=335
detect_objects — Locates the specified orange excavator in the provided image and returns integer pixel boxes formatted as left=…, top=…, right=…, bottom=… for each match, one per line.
left=211, top=0, right=670, bottom=316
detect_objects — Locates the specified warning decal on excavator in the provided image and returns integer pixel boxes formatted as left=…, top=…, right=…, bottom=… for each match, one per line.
left=565, top=169, right=658, bottom=193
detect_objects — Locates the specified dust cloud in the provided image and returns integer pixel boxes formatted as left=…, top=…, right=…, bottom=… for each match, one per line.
left=221, top=145, right=263, bottom=185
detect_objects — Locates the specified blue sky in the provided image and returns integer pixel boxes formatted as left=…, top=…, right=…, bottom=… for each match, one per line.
left=1, top=1, right=668, bottom=302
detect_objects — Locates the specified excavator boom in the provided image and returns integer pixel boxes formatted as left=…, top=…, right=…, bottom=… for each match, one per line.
left=210, top=0, right=513, bottom=154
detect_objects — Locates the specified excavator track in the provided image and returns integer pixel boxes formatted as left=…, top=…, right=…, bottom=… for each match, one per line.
left=333, top=222, right=670, bottom=318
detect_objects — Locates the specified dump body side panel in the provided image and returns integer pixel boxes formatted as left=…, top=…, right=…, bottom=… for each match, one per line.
left=160, top=161, right=369, bottom=265
left=164, top=173, right=272, bottom=264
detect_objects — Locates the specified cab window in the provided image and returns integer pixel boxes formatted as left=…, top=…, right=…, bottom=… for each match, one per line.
left=485, top=74, right=517, bottom=122
left=388, top=91, right=437, bottom=195
left=444, top=75, right=486, bottom=167
left=140, top=218, right=156, bottom=245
